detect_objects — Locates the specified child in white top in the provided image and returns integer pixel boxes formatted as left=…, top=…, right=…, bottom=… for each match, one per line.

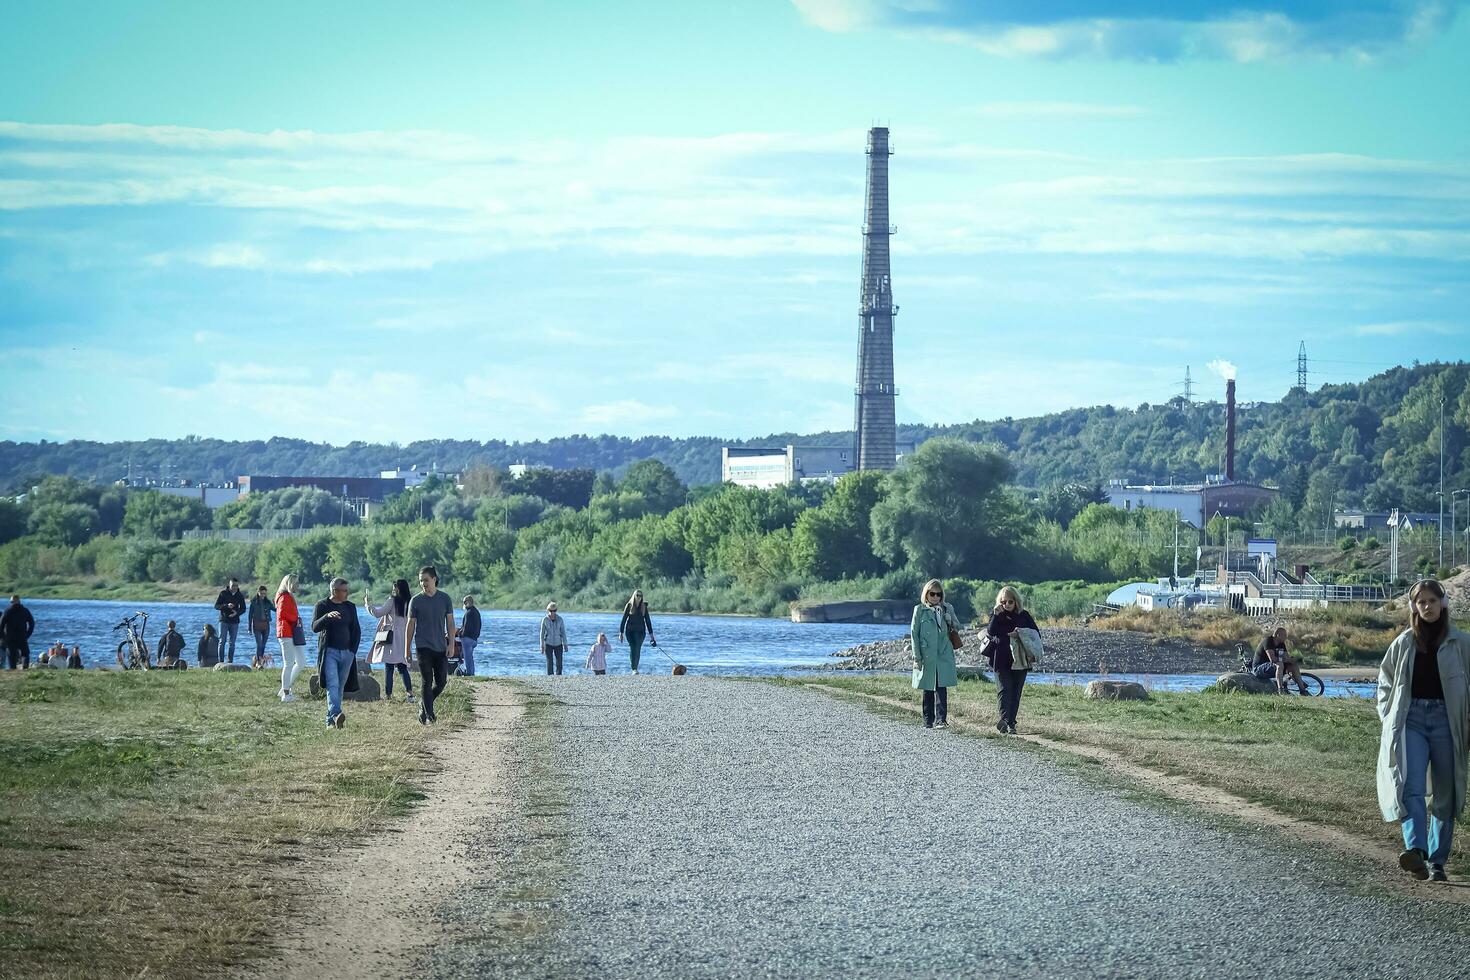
left=587, top=633, right=611, bottom=675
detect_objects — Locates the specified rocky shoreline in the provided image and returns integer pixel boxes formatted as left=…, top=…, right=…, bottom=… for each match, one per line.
left=828, top=626, right=1242, bottom=675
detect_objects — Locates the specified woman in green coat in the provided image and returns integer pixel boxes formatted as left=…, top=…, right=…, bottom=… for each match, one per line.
left=912, top=578, right=961, bottom=729
left=1376, top=579, right=1470, bottom=882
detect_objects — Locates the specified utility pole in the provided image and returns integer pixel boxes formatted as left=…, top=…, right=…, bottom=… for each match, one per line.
left=1389, top=508, right=1401, bottom=583
left=1296, top=341, right=1308, bottom=391
left=1178, top=366, right=1194, bottom=402
left=1439, top=396, right=1445, bottom=568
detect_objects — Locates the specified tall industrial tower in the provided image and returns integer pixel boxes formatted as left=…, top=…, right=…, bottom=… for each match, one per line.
left=854, top=127, right=898, bottom=471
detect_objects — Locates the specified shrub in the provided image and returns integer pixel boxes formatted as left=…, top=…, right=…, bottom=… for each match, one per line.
left=1338, top=536, right=1357, bottom=551
left=1363, top=536, right=1380, bottom=549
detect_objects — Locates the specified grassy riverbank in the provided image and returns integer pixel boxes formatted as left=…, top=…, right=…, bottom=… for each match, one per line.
left=5, top=578, right=222, bottom=603
left=1086, top=605, right=1470, bottom=665
left=787, top=675, right=1464, bottom=875
left=0, top=668, right=473, bottom=979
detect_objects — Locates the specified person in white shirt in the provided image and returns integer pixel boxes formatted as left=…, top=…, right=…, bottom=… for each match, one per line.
left=587, top=632, right=611, bottom=675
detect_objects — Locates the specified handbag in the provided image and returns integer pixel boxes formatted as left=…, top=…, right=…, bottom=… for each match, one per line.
left=948, top=626, right=965, bottom=651
left=291, top=622, right=306, bottom=647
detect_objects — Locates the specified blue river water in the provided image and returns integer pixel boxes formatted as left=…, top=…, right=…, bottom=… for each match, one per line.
left=21, top=598, right=909, bottom=676
left=17, top=598, right=1377, bottom=697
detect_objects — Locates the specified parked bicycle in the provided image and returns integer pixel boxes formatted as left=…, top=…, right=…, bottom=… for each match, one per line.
left=1234, top=642, right=1323, bottom=696
left=114, top=611, right=152, bottom=670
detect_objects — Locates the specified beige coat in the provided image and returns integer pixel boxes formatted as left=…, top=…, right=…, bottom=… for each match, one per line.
left=1376, top=627, right=1470, bottom=822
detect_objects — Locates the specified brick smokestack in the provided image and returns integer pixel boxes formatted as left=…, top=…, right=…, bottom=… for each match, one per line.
left=1225, top=379, right=1236, bottom=482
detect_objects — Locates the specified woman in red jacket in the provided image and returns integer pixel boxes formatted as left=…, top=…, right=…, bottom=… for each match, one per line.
left=275, top=573, right=307, bottom=702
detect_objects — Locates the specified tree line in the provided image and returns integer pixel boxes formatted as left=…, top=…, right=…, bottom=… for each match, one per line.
left=2, top=362, right=1464, bottom=511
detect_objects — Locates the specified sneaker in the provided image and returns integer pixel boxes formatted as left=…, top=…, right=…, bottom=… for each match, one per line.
left=995, top=721, right=1008, bottom=734
left=419, top=710, right=428, bottom=726
left=632, top=670, right=640, bottom=675
left=406, top=693, right=417, bottom=704
left=1006, top=724, right=1018, bottom=735
left=1399, top=848, right=1430, bottom=880
left=923, top=720, right=934, bottom=729
left=334, top=712, right=346, bottom=730
left=1431, top=865, right=1449, bottom=882
left=936, top=719, right=948, bottom=729
left=280, top=692, right=294, bottom=703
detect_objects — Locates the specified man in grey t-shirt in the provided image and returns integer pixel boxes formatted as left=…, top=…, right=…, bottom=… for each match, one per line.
left=405, top=565, right=456, bottom=725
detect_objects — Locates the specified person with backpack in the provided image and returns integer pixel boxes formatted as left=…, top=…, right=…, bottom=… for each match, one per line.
left=365, top=579, right=415, bottom=704
left=911, top=579, right=961, bottom=729
left=155, top=620, right=186, bottom=668
left=1376, top=579, right=1470, bottom=883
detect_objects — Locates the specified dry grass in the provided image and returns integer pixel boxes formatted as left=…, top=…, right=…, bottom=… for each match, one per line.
left=1087, top=604, right=1457, bottom=664
left=788, top=674, right=1464, bottom=874
left=0, top=668, right=473, bottom=979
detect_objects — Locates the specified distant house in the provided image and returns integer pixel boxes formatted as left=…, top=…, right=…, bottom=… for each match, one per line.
left=238, top=475, right=405, bottom=502
left=1335, top=511, right=1443, bottom=532
left=1105, top=477, right=1278, bottom=527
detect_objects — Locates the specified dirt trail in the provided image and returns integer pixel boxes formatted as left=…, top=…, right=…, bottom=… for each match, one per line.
left=231, top=682, right=526, bottom=979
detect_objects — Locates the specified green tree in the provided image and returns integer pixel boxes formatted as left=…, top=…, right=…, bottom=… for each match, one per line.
left=610, top=514, right=693, bottom=583
left=868, top=440, right=1018, bottom=577
left=790, top=471, right=887, bottom=579
left=0, top=499, right=26, bottom=545
left=26, top=502, right=99, bottom=547
left=121, top=490, right=211, bottom=539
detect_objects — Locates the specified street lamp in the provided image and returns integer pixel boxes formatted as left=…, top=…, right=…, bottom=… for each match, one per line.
left=1453, top=489, right=1470, bottom=568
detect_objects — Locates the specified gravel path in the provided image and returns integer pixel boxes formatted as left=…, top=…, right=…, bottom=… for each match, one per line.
left=427, top=676, right=1470, bottom=979
left=831, top=625, right=1241, bottom=674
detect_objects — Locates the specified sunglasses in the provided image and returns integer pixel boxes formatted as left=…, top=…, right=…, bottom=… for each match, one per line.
left=926, top=590, right=943, bottom=597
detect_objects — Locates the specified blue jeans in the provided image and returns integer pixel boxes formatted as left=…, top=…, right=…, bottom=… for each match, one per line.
left=252, top=628, right=269, bottom=659
left=1401, top=698, right=1456, bottom=865
left=220, top=620, right=240, bottom=663
left=322, top=646, right=354, bottom=726
left=459, top=637, right=477, bottom=677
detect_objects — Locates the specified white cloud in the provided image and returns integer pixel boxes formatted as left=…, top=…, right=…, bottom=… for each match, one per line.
left=1353, top=320, right=1461, bottom=336
left=971, top=101, right=1149, bottom=118
left=580, top=400, right=680, bottom=427
left=791, top=0, right=1460, bottom=62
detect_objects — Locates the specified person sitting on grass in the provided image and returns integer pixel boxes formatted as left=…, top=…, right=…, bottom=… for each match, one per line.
left=1253, top=627, right=1307, bottom=694
left=66, top=645, right=82, bottom=669
left=196, top=624, right=220, bottom=669
left=156, top=621, right=186, bottom=668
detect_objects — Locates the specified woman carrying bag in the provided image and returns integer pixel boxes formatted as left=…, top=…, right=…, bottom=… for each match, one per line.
left=911, top=578, right=961, bottom=729
left=984, top=585, right=1040, bottom=735
left=1376, top=579, right=1470, bottom=882
left=365, top=579, right=415, bottom=704
left=275, top=574, right=308, bottom=703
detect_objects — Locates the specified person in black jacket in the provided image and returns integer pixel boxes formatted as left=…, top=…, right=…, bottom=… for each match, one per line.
left=458, top=595, right=481, bottom=677
left=1, top=595, right=35, bottom=670
left=983, top=585, right=1039, bottom=735
left=214, top=577, right=246, bottom=664
left=156, top=620, right=187, bottom=668
left=618, top=589, right=657, bottom=675
left=313, top=577, right=361, bottom=730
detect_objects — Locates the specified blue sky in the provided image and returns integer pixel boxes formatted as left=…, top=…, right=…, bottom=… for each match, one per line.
left=1, top=0, right=1467, bottom=445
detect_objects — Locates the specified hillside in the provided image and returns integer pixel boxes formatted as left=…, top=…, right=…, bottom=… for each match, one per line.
left=2, top=362, right=1464, bottom=510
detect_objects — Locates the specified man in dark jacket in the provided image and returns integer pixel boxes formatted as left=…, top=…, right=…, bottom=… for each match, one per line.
left=1, top=595, right=35, bottom=669
left=214, top=577, right=246, bottom=663
left=156, top=620, right=186, bottom=667
left=313, top=577, right=361, bottom=730
left=458, top=595, right=481, bottom=677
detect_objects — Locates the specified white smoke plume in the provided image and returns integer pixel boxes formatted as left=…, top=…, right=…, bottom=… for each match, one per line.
left=1208, top=359, right=1238, bottom=382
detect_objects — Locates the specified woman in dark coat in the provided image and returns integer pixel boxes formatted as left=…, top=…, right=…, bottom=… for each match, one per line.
left=618, top=589, right=657, bottom=675
left=984, top=585, right=1039, bottom=735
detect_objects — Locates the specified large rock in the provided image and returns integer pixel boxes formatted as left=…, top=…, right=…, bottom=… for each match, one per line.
left=346, top=670, right=381, bottom=702
left=1084, top=679, right=1149, bottom=701
left=213, top=663, right=252, bottom=673
left=1212, top=671, right=1278, bottom=694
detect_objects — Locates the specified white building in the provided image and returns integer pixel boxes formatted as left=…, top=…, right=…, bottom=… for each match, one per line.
left=721, top=444, right=913, bottom=488
left=381, top=468, right=429, bottom=489
left=153, top=484, right=242, bottom=509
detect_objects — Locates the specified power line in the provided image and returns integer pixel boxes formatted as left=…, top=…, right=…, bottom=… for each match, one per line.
left=1296, top=341, right=1308, bottom=390
left=1176, top=366, right=1194, bottom=402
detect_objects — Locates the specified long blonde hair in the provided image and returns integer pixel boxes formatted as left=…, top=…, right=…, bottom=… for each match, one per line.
left=919, top=579, right=945, bottom=606
left=625, top=589, right=646, bottom=614
left=276, top=573, right=296, bottom=598
left=994, top=585, right=1024, bottom=613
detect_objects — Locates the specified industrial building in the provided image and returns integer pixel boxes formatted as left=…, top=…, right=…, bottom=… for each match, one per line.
left=238, top=474, right=406, bottom=502
left=153, top=484, right=243, bottom=509
left=1104, top=377, right=1278, bottom=526
left=854, top=126, right=899, bottom=473
left=722, top=443, right=914, bottom=488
